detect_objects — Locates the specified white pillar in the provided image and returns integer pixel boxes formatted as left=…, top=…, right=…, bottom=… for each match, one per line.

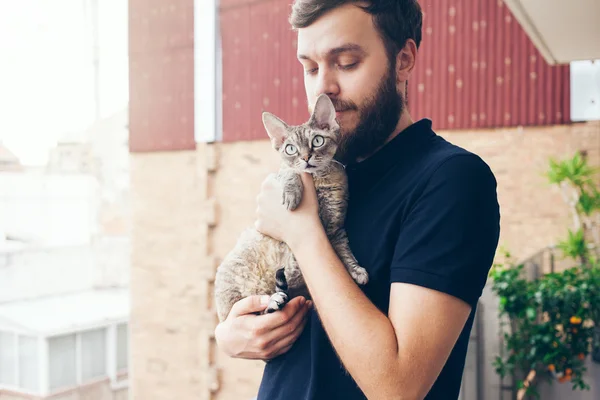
left=38, top=336, right=48, bottom=396
left=194, top=0, right=220, bottom=142
left=107, top=324, right=117, bottom=385
left=76, top=333, right=82, bottom=385
left=14, top=334, right=19, bottom=390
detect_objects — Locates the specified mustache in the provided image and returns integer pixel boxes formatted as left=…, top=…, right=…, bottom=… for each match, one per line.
left=329, top=98, right=358, bottom=112
left=309, top=97, right=358, bottom=113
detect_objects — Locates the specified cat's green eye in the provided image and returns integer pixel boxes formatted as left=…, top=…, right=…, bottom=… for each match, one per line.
left=285, top=144, right=297, bottom=155
left=312, top=135, right=324, bottom=147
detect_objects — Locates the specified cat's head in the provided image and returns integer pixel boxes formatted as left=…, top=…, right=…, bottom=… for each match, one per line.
left=262, top=94, right=340, bottom=173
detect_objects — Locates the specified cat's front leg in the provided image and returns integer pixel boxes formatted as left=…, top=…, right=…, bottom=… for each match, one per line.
left=330, top=229, right=369, bottom=285
left=264, top=268, right=290, bottom=314
left=279, top=170, right=303, bottom=211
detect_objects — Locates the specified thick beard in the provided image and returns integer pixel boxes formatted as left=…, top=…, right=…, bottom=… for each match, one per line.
left=332, top=67, right=404, bottom=165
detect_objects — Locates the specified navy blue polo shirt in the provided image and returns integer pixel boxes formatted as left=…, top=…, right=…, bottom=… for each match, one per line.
left=257, top=119, right=501, bottom=399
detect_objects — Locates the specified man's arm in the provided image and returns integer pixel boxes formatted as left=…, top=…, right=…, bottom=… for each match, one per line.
left=289, top=231, right=471, bottom=399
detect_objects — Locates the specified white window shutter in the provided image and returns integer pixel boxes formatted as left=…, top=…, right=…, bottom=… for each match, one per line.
left=571, top=59, right=600, bottom=121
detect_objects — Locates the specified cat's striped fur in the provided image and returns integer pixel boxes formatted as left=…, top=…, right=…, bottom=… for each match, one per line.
left=214, top=94, right=368, bottom=322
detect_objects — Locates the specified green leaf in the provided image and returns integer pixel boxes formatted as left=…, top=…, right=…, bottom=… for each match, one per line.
left=557, top=229, right=587, bottom=261
left=500, top=296, right=507, bottom=307
left=546, top=153, right=599, bottom=188
left=577, top=190, right=600, bottom=216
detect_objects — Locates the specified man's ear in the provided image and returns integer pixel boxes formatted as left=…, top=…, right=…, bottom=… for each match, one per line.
left=395, top=39, right=417, bottom=90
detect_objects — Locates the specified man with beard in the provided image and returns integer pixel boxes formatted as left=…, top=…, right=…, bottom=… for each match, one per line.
left=214, top=1, right=501, bottom=399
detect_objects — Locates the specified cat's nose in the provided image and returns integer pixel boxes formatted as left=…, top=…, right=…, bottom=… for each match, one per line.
left=301, top=155, right=310, bottom=162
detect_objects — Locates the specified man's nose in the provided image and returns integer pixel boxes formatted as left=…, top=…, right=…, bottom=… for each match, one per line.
left=314, top=69, right=340, bottom=98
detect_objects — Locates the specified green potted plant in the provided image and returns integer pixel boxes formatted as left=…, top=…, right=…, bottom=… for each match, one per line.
left=490, top=152, right=600, bottom=399
left=548, top=152, right=600, bottom=367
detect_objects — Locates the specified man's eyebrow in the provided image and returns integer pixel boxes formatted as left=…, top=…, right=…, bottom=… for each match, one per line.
left=297, top=43, right=367, bottom=60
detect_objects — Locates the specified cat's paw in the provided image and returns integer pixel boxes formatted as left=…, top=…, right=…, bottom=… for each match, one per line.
left=264, top=292, right=289, bottom=314
left=282, top=188, right=302, bottom=211
left=350, top=266, right=369, bottom=285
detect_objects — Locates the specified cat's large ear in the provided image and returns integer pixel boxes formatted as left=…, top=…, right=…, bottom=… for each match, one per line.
left=262, top=112, right=289, bottom=150
left=310, top=94, right=339, bottom=131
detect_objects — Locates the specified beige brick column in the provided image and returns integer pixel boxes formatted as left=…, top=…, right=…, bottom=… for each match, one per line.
left=130, top=149, right=208, bottom=400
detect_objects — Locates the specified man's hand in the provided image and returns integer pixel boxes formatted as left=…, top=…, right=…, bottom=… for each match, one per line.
left=214, top=295, right=312, bottom=360
left=255, top=172, right=321, bottom=247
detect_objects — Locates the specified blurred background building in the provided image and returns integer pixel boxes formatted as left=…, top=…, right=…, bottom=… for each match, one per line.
left=0, top=0, right=130, bottom=399
left=1, top=0, right=599, bottom=399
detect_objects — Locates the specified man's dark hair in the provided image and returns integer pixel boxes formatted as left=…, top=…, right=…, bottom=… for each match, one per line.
left=289, top=0, right=423, bottom=61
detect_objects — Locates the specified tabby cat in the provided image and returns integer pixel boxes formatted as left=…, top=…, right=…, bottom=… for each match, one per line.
left=214, top=94, right=368, bottom=322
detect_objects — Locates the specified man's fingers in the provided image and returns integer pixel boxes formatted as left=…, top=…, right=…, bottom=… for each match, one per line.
left=229, top=295, right=270, bottom=317
left=274, top=310, right=309, bottom=347
left=253, top=296, right=307, bottom=332
left=267, top=312, right=310, bottom=359
left=262, top=301, right=310, bottom=347
left=300, top=172, right=316, bottom=197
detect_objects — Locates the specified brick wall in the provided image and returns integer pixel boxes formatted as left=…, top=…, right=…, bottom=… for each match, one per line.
left=210, top=141, right=280, bottom=400
left=130, top=150, right=209, bottom=399
left=130, top=121, right=600, bottom=399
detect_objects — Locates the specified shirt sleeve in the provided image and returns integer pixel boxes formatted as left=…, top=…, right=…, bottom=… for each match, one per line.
left=390, top=154, right=501, bottom=307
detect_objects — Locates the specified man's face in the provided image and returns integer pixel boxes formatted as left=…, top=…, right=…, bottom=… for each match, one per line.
left=297, top=4, right=404, bottom=164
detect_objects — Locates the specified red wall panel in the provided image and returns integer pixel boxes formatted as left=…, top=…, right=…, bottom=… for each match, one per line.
left=406, top=0, right=571, bottom=130
left=220, top=0, right=571, bottom=142
left=129, top=0, right=196, bottom=152
left=220, top=0, right=307, bottom=142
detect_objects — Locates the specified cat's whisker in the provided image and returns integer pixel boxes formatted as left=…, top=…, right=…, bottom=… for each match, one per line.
left=331, top=159, right=346, bottom=169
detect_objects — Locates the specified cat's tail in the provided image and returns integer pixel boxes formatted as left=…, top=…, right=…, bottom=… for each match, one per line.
left=275, top=267, right=288, bottom=294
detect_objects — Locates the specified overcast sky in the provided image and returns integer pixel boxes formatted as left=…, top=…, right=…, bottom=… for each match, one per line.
left=0, top=0, right=128, bottom=165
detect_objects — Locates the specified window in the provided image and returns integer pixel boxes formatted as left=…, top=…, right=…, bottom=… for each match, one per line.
left=81, top=328, right=106, bottom=380
left=48, top=334, right=76, bottom=390
left=0, top=322, right=128, bottom=396
left=0, top=332, right=16, bottom=386
left=570, top=60, right=600, bottom=122
left=116, top=323, right=128, bottom=371
left=18, top=335, right=39, bottom=392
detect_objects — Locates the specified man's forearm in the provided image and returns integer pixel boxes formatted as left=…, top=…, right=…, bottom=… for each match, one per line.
left=289, top=228, right=409, bottom=399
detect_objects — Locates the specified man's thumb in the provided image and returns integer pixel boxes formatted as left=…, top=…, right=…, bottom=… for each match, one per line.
left=229, top=295, right=271, bottom=317
left=300, top=172, right=316, bottom=197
